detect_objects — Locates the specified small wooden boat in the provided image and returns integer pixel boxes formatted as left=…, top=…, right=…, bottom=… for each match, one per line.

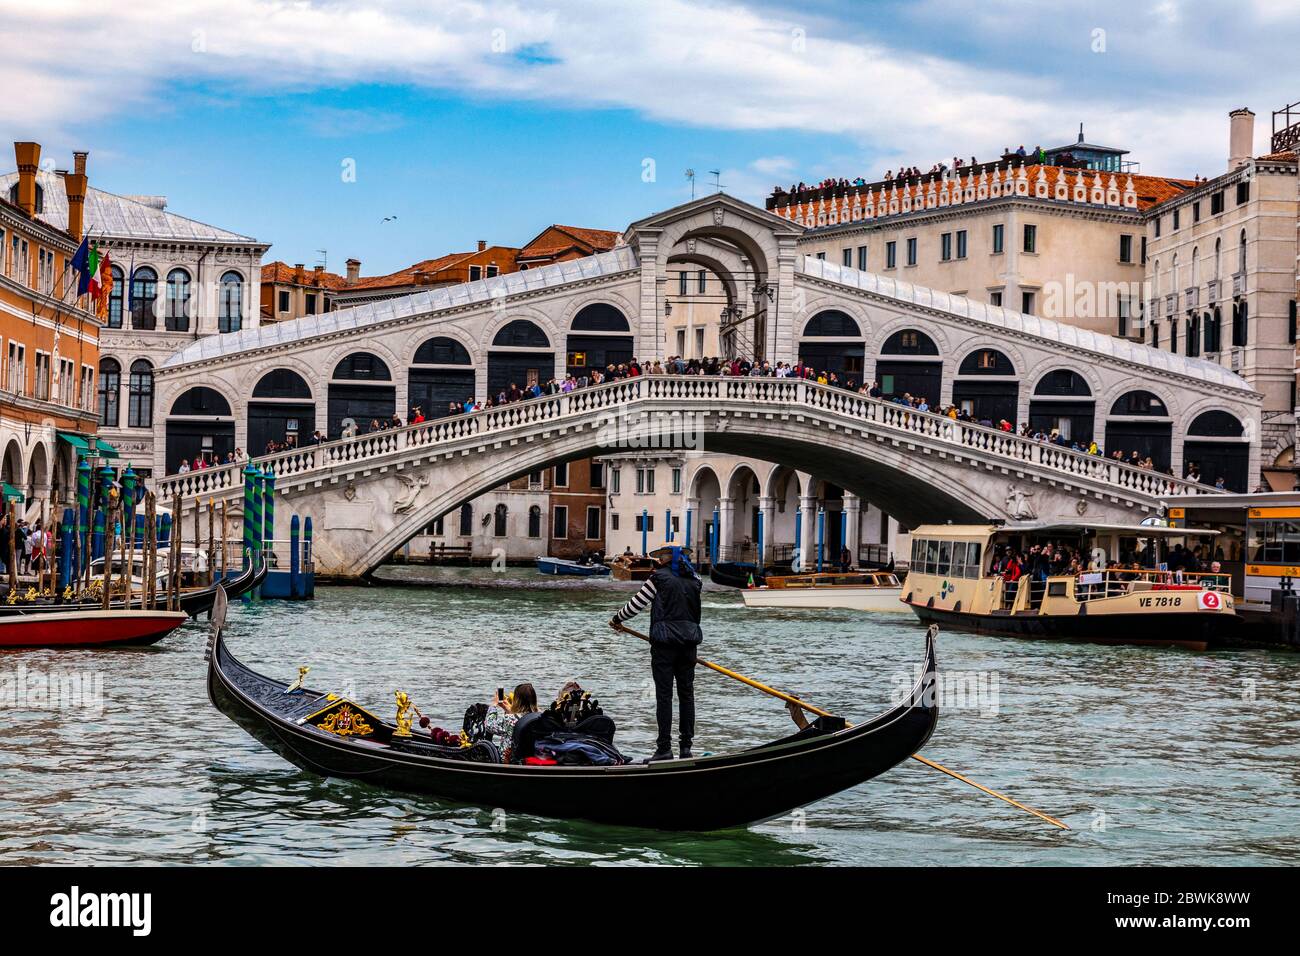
left=710, top=561, right=765, bottom=589
left=205, top=593, right=938, bottom=831
left=903, top=522, right=1239, bottom=650
left=610, top=553, right=658, bottom=581
left=0, top=608, right=189, bottom=648
left=536, top=556, right=610, bottom=576
left=742, top=571, right=905, bottom=611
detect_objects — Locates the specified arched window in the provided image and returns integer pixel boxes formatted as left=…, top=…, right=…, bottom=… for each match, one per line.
left=1190, top=247, right=1199, bottom=288
left=1109, top=390, right=1168, bottom=417
left=129, top=266, right=157, bottom=330
left=1188, top=411, right=1244, bottom=437
left=493, top=503, right=508, bottom=537
left=570, top=304, right=631, bottom=332
left=458, top=503, right=473, bottom=537
left=1152, top=259, right=1161, bottom=297
left=170, top=386, right=233, bottom=417
left=413, top=337, right=472, bottom=365
left=165, top=268, right=191, bottom=331
left=1214, top=238, right=1221, bottom=279
left=802, top=310, right=861, bottom=337
left=219, top=271, right=243, bottom=333
left=332, top=352, right=392, bottom=380
left=492, top=319, right=549, bottom=348
left=881, top=329, right=939, bottom=355
left=253, top=368, right=312, bottom=398
left=107, top=266, right=125, bottom=329
left=127, top=359, right=153, bottom=428
left=1170, top=253, right=1178, bottom=295
left=97, top=358, right=120, bottom=427
left=528, top=505, right=542, bottom=538
left=1033, top=370, right=1091, bottom=396
left=958, top=349, right=1015, bottom=376
left=1238, top=229, right=1247, bottom=275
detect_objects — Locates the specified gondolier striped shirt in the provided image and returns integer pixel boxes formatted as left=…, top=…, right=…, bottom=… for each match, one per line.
left=612, top=579, right=657, bottom=624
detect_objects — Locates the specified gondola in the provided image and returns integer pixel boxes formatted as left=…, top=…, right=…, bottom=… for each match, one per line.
left=0, top=555, right=264, bottom=620
left=709, top=561, right=766, bottom=588
left=0, top=608, right=189, bottom=648
left=205, top=592, right=938, bottom=831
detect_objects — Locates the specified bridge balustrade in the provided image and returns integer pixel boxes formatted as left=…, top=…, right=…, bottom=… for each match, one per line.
left=157, top=375, right=1214, bottom=506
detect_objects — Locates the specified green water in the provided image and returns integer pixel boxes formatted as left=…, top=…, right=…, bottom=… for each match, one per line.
left=2, top=567, right=1297, bottom=865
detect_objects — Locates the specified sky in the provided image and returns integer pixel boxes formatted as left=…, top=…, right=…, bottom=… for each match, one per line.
left=2, top=0, right=1297, bottom=275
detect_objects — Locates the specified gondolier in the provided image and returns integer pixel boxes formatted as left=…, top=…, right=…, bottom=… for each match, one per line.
left=609, top=546, right=702, bottom=761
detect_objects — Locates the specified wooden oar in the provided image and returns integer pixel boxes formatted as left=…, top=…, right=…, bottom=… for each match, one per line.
left=612, top=622, right=1070, bottom=831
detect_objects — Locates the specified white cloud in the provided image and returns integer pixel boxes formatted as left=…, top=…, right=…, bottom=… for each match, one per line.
left=2, top=0, right=1296, bottom=179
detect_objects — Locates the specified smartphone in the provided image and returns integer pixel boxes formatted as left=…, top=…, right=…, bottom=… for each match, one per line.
left=497, top=687, right=504, bottom=701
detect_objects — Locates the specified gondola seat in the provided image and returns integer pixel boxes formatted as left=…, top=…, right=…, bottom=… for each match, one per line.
left=507, top=711, right=621, bottom=764
left=389, top=736, right=501, bottom=763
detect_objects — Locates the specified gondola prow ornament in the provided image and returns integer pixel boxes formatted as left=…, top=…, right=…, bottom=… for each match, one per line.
left=394, top=691, right=414, bottom=737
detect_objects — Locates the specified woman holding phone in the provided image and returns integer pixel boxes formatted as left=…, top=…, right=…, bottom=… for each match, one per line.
left=484, top=683, right=539, bottom=761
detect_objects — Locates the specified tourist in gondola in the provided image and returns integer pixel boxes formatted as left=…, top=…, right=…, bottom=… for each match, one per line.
left=484, top=682, right=539, bottom=761
left=609, top=545, right=703, bottom=762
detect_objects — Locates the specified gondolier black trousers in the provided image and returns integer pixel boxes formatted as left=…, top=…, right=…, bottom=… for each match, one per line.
left=651, top=642, right=696, bottom=752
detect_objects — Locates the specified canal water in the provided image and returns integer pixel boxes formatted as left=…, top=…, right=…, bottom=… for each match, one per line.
left=2, top=567, right=1297, bottom=866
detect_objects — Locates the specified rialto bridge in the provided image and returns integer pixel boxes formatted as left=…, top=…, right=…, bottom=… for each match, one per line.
left=151, top=194, right=1261, bottom=577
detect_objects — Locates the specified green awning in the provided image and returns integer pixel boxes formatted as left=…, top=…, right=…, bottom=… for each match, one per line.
left=2, top=483, right=24, bottom=504
left=57, top=432, right=118, bottom=459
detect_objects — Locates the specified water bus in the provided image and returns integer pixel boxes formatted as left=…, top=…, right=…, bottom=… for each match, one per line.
left=902, top=522, right=1236, bottom=650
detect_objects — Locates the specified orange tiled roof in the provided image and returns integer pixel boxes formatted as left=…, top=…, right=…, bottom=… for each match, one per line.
left=519, top=224, right=621, bottom=258
left=345, top=247, right=522, bottom=292
left=1257, top=151, right=1298, bottom=162
left=261, top=260, right=348, bottom=290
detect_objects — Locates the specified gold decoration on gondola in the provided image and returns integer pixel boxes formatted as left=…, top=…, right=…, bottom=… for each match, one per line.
left=302, top=697, right=380, bottom=739
left=317, top=704, right=374, bottom=737
left=24, top=587, right=37, bottom=602
left=393, top=691, right=414, bottom=737
left=286, top=666, right=310, bottom=692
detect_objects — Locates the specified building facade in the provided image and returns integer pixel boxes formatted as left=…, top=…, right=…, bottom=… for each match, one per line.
left=0, top=156, right=269, bottom=479
left=0, top=143, right=102, bottom=516
left=260, top=261, right=345, bottom=323
left=1142, top=108, right=1298, bottom=489
left=770, top=159, right=1190, bottom=339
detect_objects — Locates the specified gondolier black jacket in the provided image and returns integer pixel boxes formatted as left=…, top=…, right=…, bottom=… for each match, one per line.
left=613, top=566, right=703, bottom=645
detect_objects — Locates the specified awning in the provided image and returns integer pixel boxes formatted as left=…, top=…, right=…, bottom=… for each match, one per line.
left=57, top=432, right=119, bottom=459
left=1262, top=469, right=1296, bottom=492
left=2, top=483, right=24, bottom=504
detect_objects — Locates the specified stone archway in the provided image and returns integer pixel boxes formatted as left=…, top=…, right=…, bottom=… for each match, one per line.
left=624, top=194, right=803, bottom=364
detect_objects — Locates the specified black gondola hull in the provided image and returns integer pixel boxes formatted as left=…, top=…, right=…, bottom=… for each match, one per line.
left=206, top=623, right=937, bottom=831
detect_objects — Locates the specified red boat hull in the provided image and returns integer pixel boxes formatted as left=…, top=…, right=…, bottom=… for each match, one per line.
left=0, top=610, right=189, bottom=648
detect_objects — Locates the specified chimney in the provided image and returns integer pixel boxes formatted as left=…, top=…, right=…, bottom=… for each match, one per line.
left=293, top=263, right=305, bottom=284
left=13, top=142, right=41, bottom=217
left=313, top=264, right=324, bottom=286
left=63, top=150, right=88, bottom=241
left=345, top=258, right=360, bottom=284
left=477, top=240, right=486, bottom=252
left=1229, top=108, right=1255, bottom=171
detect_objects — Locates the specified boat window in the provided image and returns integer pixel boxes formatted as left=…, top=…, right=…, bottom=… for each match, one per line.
left=967, top=543, right=981, bottom=578
left=924, top=540, right=940, bottom=575
left=951, top=540, right=968, bottom=578
left=1048, top=581, right=1068, bottom=597
left=937, top=541, right=952, bottom=576
left=1249, top=519, right=1300, bottom=564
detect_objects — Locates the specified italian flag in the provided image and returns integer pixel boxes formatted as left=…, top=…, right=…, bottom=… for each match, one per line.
left=88, top=247, right=112, bottom=318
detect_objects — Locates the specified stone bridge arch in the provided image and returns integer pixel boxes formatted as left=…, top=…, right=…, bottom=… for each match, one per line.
left=315, top=412, right=1003, bottom=577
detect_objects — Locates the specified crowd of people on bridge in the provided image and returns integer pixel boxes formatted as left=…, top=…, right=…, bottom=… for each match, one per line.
left=164, top=353, right=1225, bottom=491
